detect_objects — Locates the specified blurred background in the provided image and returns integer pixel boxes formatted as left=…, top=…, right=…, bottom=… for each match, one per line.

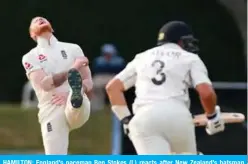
left=0, top=0, right=247, bottom=154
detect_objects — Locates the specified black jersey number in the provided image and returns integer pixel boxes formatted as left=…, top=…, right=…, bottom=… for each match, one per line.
left=151, top=60, right=166, bottom=85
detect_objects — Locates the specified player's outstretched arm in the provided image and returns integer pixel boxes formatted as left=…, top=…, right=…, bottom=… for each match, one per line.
left=105, top=58, right=137, bottom=135
left=106, top=78, right=132, bottom=135
left=190, top=57, right=216, bottom=115
left=195, top=83, right=216, bottom=115
left=106, top=77, right=133, bottom=122
left=106, top=58, right=137, bottom=120
left=190, top=56, right=224, bottom=135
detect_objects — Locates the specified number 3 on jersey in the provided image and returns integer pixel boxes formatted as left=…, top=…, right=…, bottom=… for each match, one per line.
left=151, top=60, right=166, bottom=85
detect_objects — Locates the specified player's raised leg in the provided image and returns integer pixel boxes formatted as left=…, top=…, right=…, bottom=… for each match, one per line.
left=65, top=68, right=90, bottom=130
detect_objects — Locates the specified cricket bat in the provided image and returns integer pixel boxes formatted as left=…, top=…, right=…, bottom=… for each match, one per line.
left=193, top=112, right=246, bottom=127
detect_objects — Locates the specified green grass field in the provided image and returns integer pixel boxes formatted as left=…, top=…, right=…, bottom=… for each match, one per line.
left=0, top=105, right=112, bottom=154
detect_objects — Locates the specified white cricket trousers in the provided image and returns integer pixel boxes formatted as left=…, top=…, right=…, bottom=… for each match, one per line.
left=40, top=93, right=90, bottom=155
left=128, top=99, right=197, bottom=155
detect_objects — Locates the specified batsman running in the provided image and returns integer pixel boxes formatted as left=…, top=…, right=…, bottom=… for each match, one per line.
left=22, top=17, right=93, bottom=154
left=106, top=21, right=225, bottom=154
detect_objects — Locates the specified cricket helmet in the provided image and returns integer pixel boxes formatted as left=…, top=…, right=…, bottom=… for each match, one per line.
left=157, top=21, right=199, bottom=54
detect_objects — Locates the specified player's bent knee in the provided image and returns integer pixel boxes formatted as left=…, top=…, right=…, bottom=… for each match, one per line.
left=66, top=97, right=91, bottom=130
left=66, top=107, right=90, bottom=130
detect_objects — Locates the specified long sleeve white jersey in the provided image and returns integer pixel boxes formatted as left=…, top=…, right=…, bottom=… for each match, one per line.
left=22, top=36, right=86, bottom=122
left=115, top=43, right=212, bottom=112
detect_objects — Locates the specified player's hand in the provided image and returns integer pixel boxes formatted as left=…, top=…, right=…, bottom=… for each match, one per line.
left=205, top=105, right=225, bottom=135
left=123, top=124, right=129, bottom=135
left=121, top=115, right=133, bottom=136
left=71, top=57, right=89, bottom=70
left=51, top=92, right=68, bottom=105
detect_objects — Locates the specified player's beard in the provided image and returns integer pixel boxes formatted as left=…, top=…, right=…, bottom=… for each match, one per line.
left=34, top=24, right=53, bottom=36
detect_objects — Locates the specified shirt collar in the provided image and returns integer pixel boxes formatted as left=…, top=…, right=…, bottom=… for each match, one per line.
left=162, top=43, right=182, bottom=49
left=37, top=35, right=58, bottom=48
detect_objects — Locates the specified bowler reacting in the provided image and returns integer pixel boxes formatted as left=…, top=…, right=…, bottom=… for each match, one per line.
left=22, top=17, right=93, bottom=154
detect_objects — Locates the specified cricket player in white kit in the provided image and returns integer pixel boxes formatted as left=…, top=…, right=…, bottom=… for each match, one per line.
left=106, top=21, right=225, bottom=154
left=22, top=17, right=92, bottom=154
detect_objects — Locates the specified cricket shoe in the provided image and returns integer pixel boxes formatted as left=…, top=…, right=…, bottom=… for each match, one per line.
left=68, top=68, right=83, bottom=109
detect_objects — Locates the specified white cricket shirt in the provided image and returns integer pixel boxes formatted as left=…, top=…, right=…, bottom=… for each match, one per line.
left=22, top=36, right=85, bottom=122
left=115, top=43, right=212, bottom=111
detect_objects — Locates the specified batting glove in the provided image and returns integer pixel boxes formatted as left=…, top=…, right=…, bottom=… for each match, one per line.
left=205, top=105, right=225, bottom=135
left=121, top=115, right=133, bottom=135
